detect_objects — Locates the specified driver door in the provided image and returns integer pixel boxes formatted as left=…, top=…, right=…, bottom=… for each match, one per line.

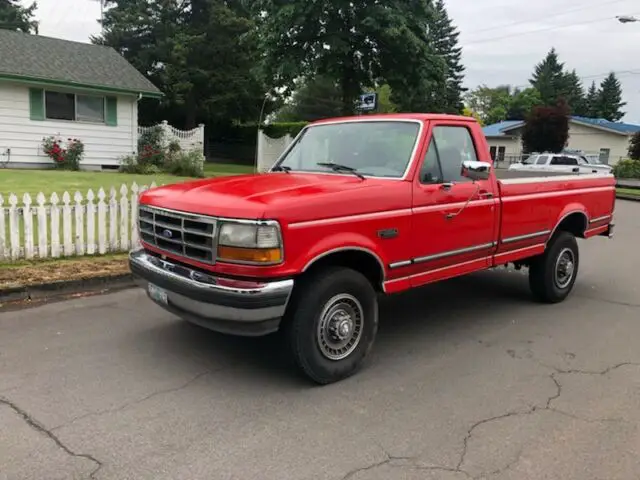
left=410, top=123, right=498, bottom=288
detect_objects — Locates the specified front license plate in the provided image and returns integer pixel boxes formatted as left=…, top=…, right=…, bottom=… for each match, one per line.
left=148, top=283, right=168, bottom=305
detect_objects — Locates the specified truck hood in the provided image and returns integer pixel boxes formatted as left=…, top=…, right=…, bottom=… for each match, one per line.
left=139, top=172, right=391, bottom=220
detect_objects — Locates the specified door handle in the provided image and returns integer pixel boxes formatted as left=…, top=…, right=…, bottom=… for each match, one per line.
left=478, top=190, right=494, bottom=198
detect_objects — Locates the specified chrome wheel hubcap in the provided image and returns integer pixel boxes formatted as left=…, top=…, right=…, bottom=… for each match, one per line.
left=317, top=294, right=364, bottom=361
left=555, top=248, right=575, bottom=289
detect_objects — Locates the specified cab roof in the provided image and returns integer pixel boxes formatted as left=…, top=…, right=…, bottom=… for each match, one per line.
left=310, top=113, right=474, bottom=125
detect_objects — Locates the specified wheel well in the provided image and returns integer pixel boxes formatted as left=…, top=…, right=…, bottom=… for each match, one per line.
left=554, top=212, right=588, bottom=239
left=304, top=250, right=385, bottom=292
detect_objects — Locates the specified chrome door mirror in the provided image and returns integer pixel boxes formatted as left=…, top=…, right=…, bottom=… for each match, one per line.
left=461, top=160, right=491, bottom=181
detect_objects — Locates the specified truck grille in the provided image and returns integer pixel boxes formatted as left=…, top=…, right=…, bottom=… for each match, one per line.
left=138, top=205, right=217, bottom=264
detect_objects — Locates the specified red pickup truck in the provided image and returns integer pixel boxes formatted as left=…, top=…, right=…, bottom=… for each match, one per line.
left=130, top=114, right=615, bottom=384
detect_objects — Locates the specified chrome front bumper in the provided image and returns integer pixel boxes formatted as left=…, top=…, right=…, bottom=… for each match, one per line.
left=129, top=250, right=294, bottom=336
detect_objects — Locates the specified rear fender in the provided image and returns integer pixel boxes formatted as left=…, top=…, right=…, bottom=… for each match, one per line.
left=548, top=204, right=589, bottom=242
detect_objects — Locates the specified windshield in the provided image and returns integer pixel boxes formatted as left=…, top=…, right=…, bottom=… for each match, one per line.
left=522, top=155, right=540, bottom=164
left=274, top=121, right=421, bottom=178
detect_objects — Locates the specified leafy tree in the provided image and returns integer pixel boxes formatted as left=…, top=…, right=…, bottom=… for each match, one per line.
left=275, top=76, right=343, bottom=122
left=584, top=81, right=600, bottom=118
left=507, top=87, right=542, bottom=120
left=462, top=106, right=483, bottom=126
left=522, top=98, right=570, bottom=154
left=529, top=48, right=567, bottom=106
left=464, top=85, right=541, bottom=124
left=429, top=0, right=465, bottom=113
left=255, top=0, right=446, bottom=116
left=464, top=85, right=511, bottom=125
left=374, top=84, right=398, bottom=114
left=596, top=72, right=626, bottom=122
left=628, top=132, right=640, bottom=161
left=95, top=0, right=267, bottom=129
left=0, top=0, right=38, bottom=33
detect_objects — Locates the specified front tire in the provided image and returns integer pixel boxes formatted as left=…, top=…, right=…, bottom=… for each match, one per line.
left=283, top=267, right=379, bottom=384
left=529, top=231, right=580, bottom=303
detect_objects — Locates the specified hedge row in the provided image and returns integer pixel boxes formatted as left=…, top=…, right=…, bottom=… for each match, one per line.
left=613, top=159, right=640, bottom=179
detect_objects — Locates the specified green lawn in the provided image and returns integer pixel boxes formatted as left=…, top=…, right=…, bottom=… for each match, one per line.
left=0, top=163, right=254, bottom=263
left=0, top=163, right=254, bottom=199
left=617, top=187, right=640, bottom=198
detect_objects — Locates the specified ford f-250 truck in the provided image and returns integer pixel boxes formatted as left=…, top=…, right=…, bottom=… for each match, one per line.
left=129, top=114, right=615, bottom=384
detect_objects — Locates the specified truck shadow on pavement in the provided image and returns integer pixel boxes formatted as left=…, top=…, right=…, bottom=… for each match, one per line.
left=136, top=268, right=537, bottom=387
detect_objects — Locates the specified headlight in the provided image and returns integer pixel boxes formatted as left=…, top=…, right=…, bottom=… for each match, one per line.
left=217, top=222, right=283, bottom=265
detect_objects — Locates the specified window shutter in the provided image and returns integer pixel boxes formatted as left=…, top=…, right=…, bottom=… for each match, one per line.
left=29, top=88, right=45, bottom=121
left=105, top=96, right=118, bottom=126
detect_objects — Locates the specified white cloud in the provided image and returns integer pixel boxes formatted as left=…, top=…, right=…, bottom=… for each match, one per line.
left=32, top=0, right=640, bottom=123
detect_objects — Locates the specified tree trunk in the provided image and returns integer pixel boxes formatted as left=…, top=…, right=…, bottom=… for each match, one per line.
left=340, top=61, right=358, bottom=116
left=185, top=92, right=197, bottom=130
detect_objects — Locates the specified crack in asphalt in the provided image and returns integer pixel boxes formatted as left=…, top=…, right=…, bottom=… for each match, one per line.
left=0, top=396, right=103, bottom=479
left=51, top=369, right=214, bottom=432
left=343, top=360, right=640, bottom=480
left=574, top=295, right=640, bottom=308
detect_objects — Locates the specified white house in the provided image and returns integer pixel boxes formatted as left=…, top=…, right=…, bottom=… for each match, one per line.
left=483, top=116, right=640, bottom=166
left=0, top=30, right=162, bottom=170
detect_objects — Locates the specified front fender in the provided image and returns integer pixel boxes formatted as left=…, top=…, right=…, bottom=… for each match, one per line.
left=296, top=232, right=387, bottom=274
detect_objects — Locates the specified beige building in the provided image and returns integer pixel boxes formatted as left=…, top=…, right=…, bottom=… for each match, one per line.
left=483, top=116, right=640, bottom=166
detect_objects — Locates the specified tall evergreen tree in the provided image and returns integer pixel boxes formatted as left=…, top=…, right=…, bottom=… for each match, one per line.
left=584, top=81, right=600, bottom=118
left=529, top=48, right=567, bottom=106
left=596, top=72, right=626, bottom=122
left=95, top=0, right=266, bottom=128
left=563, top=69, right=586, bottom=116
left=429, top=0, right=465, bottom=114
left=0, top=0, right=38, bottom=33
left=255, top=0, right=446, bottom=115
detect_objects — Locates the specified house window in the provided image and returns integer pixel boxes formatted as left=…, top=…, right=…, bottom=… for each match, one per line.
left=44, top=91, right=105, bottom=123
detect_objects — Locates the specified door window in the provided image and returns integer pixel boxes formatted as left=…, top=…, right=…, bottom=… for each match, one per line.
left=429, top=126, right=479, bottom=183
left=419, top=138, right=444, bottom=184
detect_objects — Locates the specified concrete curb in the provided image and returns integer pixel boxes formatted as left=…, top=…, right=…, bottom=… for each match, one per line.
left=0, top=273, right=136, bottom=305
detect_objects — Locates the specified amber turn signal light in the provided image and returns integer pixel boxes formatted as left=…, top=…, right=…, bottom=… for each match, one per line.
left=217, top=246, right=282, bottom=264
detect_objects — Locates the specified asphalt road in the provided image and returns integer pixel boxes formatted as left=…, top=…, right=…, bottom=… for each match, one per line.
left=1, top=200, right=639, bottom=480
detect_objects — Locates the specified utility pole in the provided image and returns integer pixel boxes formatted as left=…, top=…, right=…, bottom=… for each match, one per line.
left=91, top=0, right=105, bottom=34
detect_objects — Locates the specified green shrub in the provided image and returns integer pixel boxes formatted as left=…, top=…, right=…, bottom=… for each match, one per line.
left=613, top=159, right=640, bottom=179
left=164, top=150, right=205, bottom=178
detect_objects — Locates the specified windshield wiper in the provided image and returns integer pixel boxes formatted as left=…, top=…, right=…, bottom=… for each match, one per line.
left=272, top=165, right=291, bottom=173
left=317, top=162, right=365, bottom=180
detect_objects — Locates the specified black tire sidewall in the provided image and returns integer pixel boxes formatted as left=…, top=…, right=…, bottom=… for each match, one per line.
left=285, top=267, right=379, bottom=384
left=532, top=231, right=579, bottom=302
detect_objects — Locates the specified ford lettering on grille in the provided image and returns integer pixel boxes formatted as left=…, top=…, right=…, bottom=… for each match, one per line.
left=138, top=205, right=217, bottom=264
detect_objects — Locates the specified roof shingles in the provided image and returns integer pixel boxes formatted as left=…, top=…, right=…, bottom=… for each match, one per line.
left=0, top=30, right=161, bottom=96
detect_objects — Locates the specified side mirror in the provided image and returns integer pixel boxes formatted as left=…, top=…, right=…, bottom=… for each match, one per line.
left=461, top=160, right=491, bottom=181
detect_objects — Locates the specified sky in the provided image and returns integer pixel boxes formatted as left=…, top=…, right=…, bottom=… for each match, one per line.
left=32, top=0, right=640, bottom=124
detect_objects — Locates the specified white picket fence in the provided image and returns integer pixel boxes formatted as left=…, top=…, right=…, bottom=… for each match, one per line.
left=256, top=130, right=295, bottom=172
left=0, top=183, right=158, bottom=262
left=138, top=121, right=205, bottom=155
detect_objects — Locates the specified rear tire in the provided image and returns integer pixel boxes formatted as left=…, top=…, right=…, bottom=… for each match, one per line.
left=529, top=231, right=579, bottom=303
left=283, top=267, right=379, bottom=385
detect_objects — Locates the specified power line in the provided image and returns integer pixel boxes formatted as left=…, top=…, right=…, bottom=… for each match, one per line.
left=464, top=0, right=631, bottom=37
left=462, top=14, right=638, bottom=46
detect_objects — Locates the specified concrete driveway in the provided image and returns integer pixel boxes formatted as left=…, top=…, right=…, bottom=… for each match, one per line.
left=1, top=200, right=638, bottom=480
